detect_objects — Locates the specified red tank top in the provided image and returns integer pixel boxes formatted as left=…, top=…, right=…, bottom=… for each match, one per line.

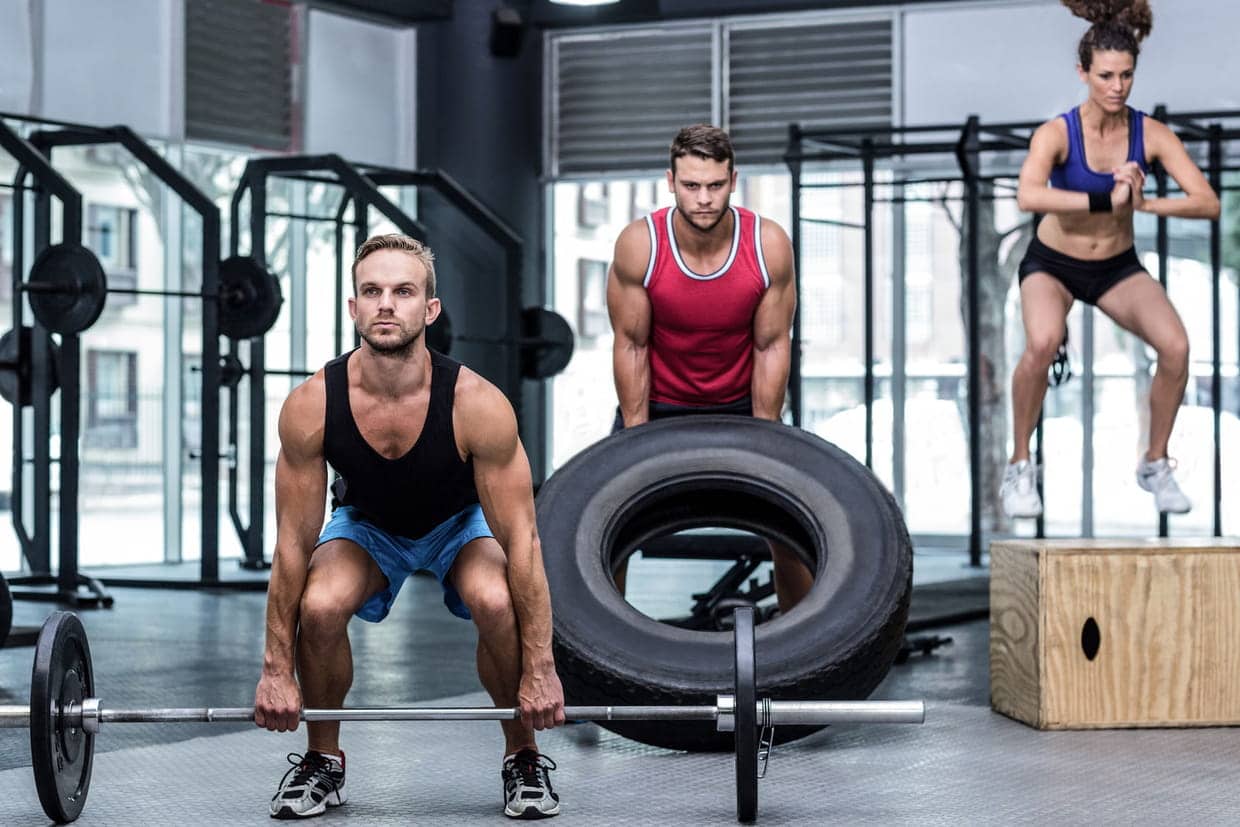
left=643, top=205, right=770, bottom=406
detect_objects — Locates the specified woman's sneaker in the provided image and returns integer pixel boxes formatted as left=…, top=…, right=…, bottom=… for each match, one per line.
left=1136, top=456, right=1192, bottom=514
left=270, top=751, right=347, bottom=819
left=501, top=748, right=560, bottom=819
left=1000, top=459, right=1043, bottom=519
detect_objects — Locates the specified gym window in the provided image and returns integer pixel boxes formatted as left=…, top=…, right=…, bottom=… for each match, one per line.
left=86, top=349, right=138, bottom=450
left=577, top=259, right=609, bottom=341
left=87, top=204, right=138, bottom=306
left=577, top=183, right=610, bottom=228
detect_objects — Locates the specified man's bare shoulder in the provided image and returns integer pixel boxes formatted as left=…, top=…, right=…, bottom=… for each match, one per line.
left=278, top=370, right=327, bottom=460
left=612, top=217, right=654, bottom=285
left=757, top=214, right=794, bottom=284
left=758, top=214, right=791, bottom=249
left=453, top=366, right=518, bottom=453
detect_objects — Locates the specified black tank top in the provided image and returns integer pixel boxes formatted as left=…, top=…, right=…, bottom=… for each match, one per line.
left=323, top=348, right=479, bottom=539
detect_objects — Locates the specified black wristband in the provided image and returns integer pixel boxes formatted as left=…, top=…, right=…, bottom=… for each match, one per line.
left=1088, top=191, right=1111, bottom=213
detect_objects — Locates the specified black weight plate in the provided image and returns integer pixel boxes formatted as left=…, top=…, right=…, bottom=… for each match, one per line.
left=218, top=256, right=283, bottom=340
left=734, top=606, right=757, bottom=823
left=0, top=326, right=61, bottom=406
left=520, top=307, right=574, bottom=379
left=27, top=244, right=108, bottom=336
left=426, top=305, right=453, bottom=355
left=218, top=353, right=245, bottom=389
left=31, top=611, right=95, bottom=823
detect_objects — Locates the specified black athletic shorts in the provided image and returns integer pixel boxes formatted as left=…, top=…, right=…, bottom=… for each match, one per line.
left=611, top=395, right=753, bottom=433
left=1017, top=235, right=1146, bottom=305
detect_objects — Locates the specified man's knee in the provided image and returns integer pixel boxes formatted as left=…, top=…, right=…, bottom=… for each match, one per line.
left=299, top=586, right=353, bottom=640
left=465, top=579, right=516, bottom=631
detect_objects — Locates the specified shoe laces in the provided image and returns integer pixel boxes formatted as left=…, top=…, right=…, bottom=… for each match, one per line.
left=506, top=750, right=557, bottom=792
left=280, top=751, right=338, bottom=792
left=1143, top=456, right=1179, bottom=484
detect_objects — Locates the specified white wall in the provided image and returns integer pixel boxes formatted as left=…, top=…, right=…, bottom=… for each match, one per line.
left=40, top=0, right=182, bottom=137
left=0, top=0, right=35, bottom=113
left=902, top=0, right=1240, bottom=125
left=305, top=9, right=416, bottom=166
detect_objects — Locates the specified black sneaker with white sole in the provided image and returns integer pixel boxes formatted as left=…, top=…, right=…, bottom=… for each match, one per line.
left=502, top=748, right=560, bottom=819
left=270, top=750, right=347, bottom=819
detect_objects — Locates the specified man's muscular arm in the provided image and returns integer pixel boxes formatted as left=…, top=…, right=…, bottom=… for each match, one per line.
left=457, top=373, right=565, bottom=730
left=607, top=220, right=654, bottom=427
left=751, top=219, right=795, bottom=421
left=254, top=375, right=328, bottom=732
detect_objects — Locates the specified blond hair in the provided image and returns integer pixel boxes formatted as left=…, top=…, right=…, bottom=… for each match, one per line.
left=352, top=233, right=437, bottom=298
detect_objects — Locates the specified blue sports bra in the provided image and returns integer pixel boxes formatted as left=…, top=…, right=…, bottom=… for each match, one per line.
left=1048, top=106, right=1148, bottom=194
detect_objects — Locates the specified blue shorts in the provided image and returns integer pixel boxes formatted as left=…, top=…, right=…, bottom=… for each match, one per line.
left=315, top=503, right=493, bottom=623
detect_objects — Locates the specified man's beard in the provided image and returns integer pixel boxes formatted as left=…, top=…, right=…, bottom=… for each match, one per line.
left=675, top=198, right=730, bottom=233
left=358, top=319, right=421, bottom=357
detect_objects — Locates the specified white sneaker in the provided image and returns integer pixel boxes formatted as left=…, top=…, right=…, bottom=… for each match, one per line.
left=1001, top=460, right=1043, bottom=519
left=502, top=749, right=560, bottom=819
left=1136, top=456, right=1192, bottom=514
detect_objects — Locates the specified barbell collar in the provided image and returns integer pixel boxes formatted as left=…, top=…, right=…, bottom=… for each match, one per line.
left=716, top=694, right=736, bottom=733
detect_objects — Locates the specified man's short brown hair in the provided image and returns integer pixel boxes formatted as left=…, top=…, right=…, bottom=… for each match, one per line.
left=352, top=233, right=437, bottom=298
left=669, top=124, right=735, bottom=175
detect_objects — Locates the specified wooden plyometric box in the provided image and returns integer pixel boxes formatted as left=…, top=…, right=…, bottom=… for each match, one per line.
left=990, top=538, right=1240, bottom=729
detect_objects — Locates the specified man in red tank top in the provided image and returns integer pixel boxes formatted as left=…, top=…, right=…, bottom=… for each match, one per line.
left=606, top=124, right=812, bottom=612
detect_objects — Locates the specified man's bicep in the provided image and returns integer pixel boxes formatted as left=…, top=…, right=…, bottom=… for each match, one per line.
left=473, top=433, right=535, bottom=548
left=607, top=266, right=651, bottom=345
left=274, top=392, right=328, bottom=536
left=752, top=291, right=788, bottom=350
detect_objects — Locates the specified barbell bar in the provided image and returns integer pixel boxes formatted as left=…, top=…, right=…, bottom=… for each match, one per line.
left=19, top=243, right=283, bottom=339
left=0, top=699, right=924, bottom=730
left=10, top=610, right=923, bottom=824
left=0, top=699, right=927, bottom=729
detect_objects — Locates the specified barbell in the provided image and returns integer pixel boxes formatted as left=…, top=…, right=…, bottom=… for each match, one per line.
left=18, top=243, right=283, bottom=339
left=0, top=609, right=923, bottom=824
left=428, top=306, right=576, bottom=380
left=216, top=305, right=576, bottom=387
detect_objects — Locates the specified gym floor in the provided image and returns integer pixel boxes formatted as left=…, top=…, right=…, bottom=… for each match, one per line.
left=0, top=551, right=1237, bottom=825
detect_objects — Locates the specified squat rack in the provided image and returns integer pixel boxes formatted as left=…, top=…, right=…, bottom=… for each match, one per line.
left=0, top=114, right=225, bottom=601
left=227, top=156, right=526, bottom=571
left=786, top=107, right=1239, bottom=565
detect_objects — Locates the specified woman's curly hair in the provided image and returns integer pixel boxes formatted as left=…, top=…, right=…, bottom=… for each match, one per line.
left=1062, top=0, right=1153, bottom=68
